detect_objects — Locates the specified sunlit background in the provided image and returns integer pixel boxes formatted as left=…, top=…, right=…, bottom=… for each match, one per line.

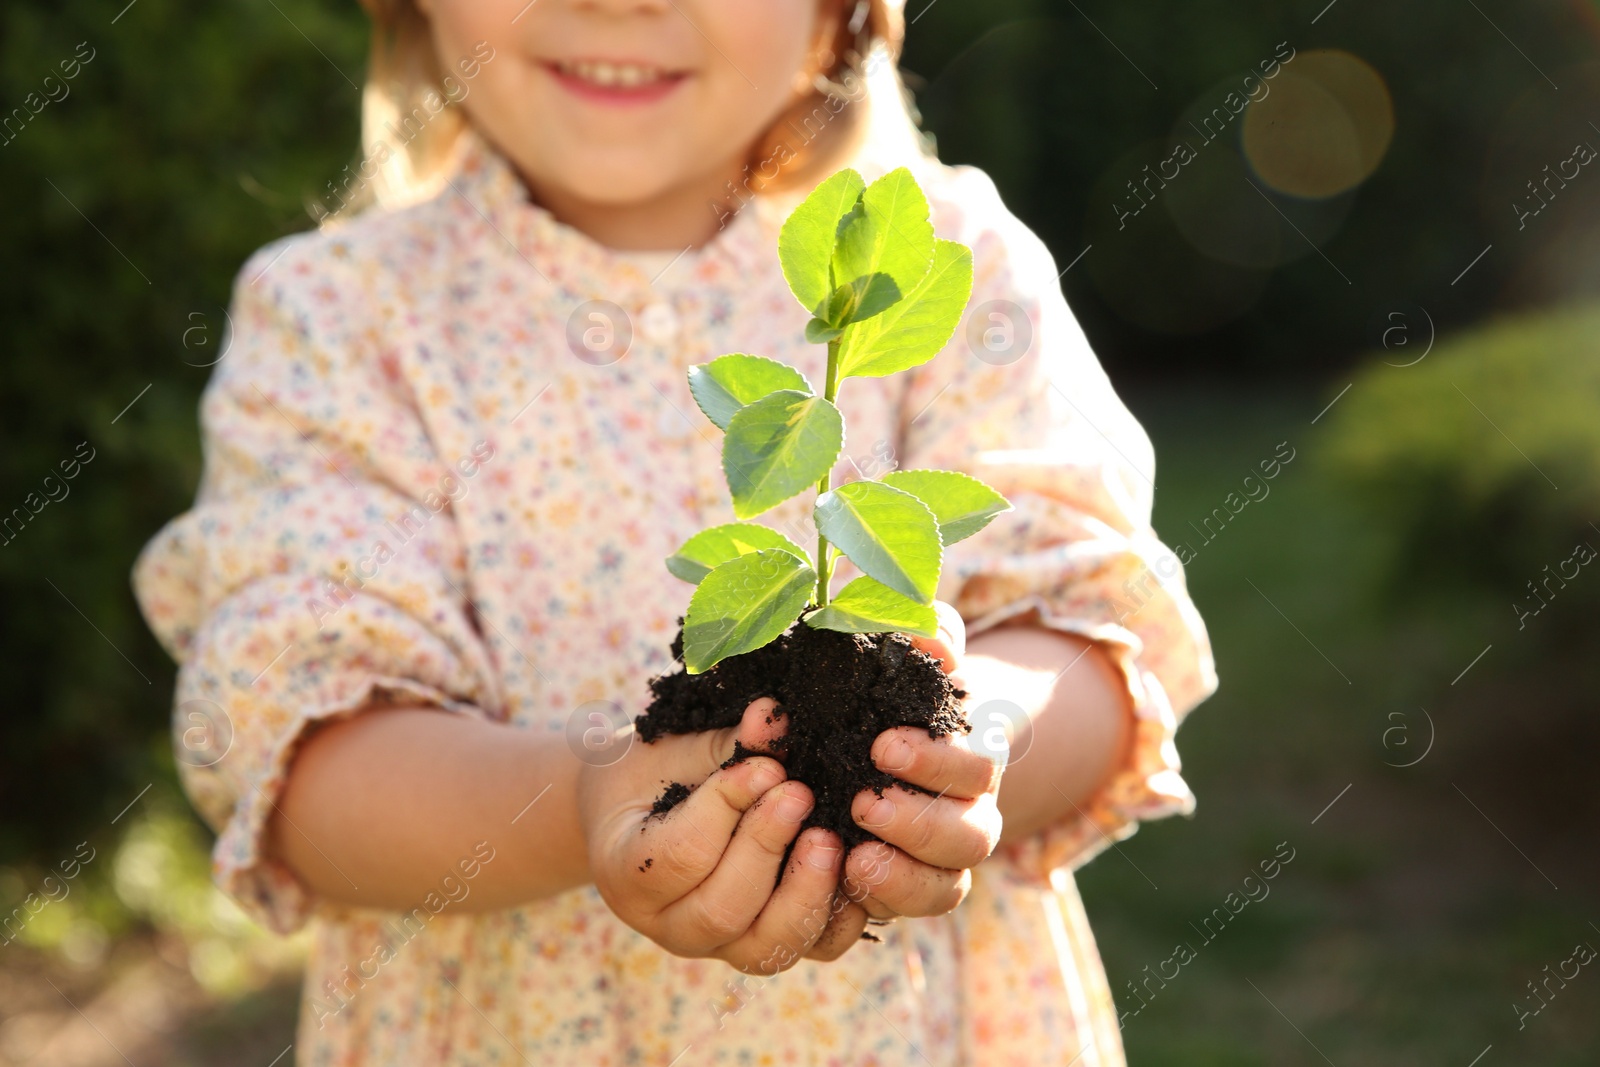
left=3, top=0, right=1599, bottom=1062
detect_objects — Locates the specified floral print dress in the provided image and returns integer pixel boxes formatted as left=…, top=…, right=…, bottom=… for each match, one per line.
left=133, top=131, right=1215, bottom=1066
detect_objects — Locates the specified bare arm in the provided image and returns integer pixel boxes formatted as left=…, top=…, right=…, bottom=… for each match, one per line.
left=268, top=709, right=589, bottom=912
left=961, top=625, right=1135, bottom=845
left=267, top=625, right=1131, bottom=912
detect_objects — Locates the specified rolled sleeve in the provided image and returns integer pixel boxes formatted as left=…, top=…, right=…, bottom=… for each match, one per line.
left=133, top=239, right=502, bottom=932
left=902, top=168, right=1217, bottom=879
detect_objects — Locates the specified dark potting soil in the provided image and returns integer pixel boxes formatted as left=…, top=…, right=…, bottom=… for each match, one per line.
left=646, top=782, right=692, bottom=819
left=637, top=623, right=969, bottom=851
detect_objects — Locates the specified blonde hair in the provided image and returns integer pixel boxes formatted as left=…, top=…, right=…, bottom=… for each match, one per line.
left=347, top=0, right=927, bottom=217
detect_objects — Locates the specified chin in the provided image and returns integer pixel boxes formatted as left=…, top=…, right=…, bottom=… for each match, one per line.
left=543, top=153, right=700, bottom=208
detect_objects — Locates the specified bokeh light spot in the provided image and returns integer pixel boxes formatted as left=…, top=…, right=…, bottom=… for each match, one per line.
left=1243, top=50, right=1394, bottom=199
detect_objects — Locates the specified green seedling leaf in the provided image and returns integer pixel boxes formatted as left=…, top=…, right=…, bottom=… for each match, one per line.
left=805, top=318, right=843, bottom=344
left=881, top=469, right=1012, bottom=545
left=837, top=238, right=973, bottom=379
left=820, top=273, right=902, bottom=331
left=831, top=168, right=934, bottom=321
left=688, top=354, right=812, bottom=431
left=683, top=549, right=815, bottom=673
left=813, top=480, right=941, bottom=604
left=805, top=576, right=938, bottom=637
left=724, top=390, right=844, bottom=519
left=779, top=168, right=866, bottom=318
left=667, top=523, right=811, bottom=583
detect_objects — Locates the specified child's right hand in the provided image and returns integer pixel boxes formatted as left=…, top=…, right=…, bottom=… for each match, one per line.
left=578, top=699, right=863, bottom=972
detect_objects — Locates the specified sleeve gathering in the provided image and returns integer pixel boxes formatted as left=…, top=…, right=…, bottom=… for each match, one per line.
left=899, top=168, right=1218, bottom=881
left=133, top=239, right=503, bottom=932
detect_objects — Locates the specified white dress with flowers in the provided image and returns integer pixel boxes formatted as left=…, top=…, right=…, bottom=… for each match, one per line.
left=134, top=133, right=1215, bottom=1066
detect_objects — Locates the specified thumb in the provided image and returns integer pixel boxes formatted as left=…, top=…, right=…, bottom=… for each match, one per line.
left=670, top=697, right=787, bottom=784
left=909, top=601, right=967, bottom=675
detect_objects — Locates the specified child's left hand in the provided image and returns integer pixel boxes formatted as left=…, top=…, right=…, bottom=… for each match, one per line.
left=840, top=603, right=1005, bottom=925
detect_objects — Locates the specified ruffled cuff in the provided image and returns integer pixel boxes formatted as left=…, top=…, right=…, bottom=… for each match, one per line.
left=968, top=598, right=1194, bottom=884
left=219, top=675, right=483, bottom=934
left=174, top=627, right=492, bottom=934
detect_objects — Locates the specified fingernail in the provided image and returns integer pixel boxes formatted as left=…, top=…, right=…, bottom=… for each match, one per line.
left=877, top=735, right=913, bottom=773
left=860, top=795, right=895, bottom=827
left=807, top=841, right=840, bottom=871
left=750, top=765, right=784, bottom=794
left=776, top=788, right=811, bottom=822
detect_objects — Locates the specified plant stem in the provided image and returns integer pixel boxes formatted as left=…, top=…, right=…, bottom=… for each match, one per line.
left=814, top=339, right=841, bottom=606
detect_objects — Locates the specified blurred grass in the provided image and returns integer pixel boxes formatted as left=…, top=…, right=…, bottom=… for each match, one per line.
left=9, top=381, right=1595, bottom=1064
left=6, top=380, right=1597, bottom=1061
left=1081, top=383, right=1600, bottom=1065
left=0, top=800, right=303, bottom=1066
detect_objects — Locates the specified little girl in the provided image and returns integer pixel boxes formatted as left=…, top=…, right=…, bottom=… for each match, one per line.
left=135, top=0, right=1215, bottom=1062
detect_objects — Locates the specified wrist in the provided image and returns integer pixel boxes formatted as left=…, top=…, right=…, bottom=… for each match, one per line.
left=964, top=626, right=1134, bottom=844
left=505, top=727, right=592, bottom=896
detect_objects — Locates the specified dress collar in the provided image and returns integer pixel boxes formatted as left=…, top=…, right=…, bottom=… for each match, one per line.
left=449, top=130, right=776, bottom=299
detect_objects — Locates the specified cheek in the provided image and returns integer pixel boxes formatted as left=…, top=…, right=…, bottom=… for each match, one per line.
left=426, top=0, right=515, bottom=75
left=661, top=0, right=813, bottom=170
left=709, top=0, right=816, bottom=110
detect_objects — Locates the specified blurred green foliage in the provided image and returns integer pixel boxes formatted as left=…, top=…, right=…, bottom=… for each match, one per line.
left=0, top=0, right=364, bottom=872
left=1083, top=387, right=1600, bottom=1063
left=1323, top=302, right=1600, bottom=604
left=5, top=0, right=1594, bottom=872
left=906, top=0, right=1600, bottom=377
left=1, top=7, right=1597, bottom=1058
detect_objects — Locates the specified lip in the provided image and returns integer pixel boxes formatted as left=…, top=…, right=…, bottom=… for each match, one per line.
left=541, top=59, right=689, bottom=107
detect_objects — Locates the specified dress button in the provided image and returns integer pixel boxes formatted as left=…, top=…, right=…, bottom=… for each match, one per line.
left=639, top=301, right=680, bottom=346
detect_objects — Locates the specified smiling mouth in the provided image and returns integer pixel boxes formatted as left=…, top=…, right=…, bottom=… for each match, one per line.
left=545, top=59, right=689, bottom=104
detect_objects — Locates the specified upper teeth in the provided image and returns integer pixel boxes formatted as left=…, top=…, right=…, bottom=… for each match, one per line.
left=559, top=60, right=667, bottom=88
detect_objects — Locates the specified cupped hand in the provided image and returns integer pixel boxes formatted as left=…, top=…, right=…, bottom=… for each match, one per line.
left=844, top=601, right=1005, bottom=923
left=578, top=698, right=866, bottom=972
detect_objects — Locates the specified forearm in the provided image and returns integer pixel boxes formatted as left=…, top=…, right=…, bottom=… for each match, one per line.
left=962, top=625, right=1134, bottom=844
left=269, top=708, right=590, bottom=911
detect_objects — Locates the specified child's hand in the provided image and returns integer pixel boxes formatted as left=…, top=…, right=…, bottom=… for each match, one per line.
left=845, top=603, right=1004, bottom=924
left=579, top=699, right=862, bottom=972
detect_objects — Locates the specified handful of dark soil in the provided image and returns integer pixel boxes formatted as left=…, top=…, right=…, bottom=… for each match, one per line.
left=638, top=623, right=969, bottom=850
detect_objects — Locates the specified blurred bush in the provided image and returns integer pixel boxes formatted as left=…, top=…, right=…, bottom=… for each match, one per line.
left=1, top=801, right=301, bottom=993
left=1319, top=303, right=1600, bottom=857
left=3, top=0, right=1597, bottom=982
left=1323, top=302, right=1600, bottom=609
left=0, top=0, right=363, bottom=877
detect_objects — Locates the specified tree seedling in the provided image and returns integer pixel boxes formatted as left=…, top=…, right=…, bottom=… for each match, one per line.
left=666, top=167, right=1012, bottom=674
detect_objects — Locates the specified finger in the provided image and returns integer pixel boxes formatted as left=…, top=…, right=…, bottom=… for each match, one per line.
left=638, top=697, right=783, bottom=792
left=658, top=780, right=814, bottom=954
left=844, top=841, right=972, bottom=919
left=852, top=785, right=1000, bottom=871
left=633, top=755, right=786, bottom=905
left=737, top=698, right=791, bottom=760
left=872, top=727, right=1000, bottom=799
left=806, top=898, right=870, bottom=961
left=714, top=828, right=842, bottom=972
left=908, top=602, right=966, bottom=673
